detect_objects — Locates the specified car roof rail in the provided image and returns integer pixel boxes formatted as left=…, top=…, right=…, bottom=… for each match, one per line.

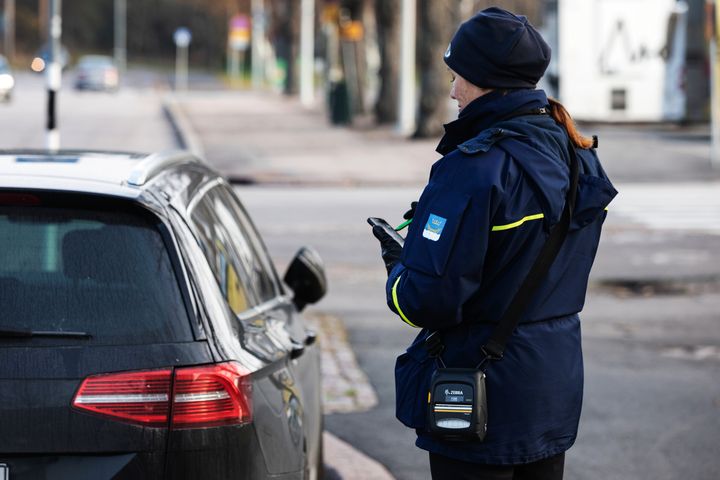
left=126, top=150, right=202, bottom=187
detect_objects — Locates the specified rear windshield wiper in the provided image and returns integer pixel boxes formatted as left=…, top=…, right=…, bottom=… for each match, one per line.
left=0, top=328, right=92, bottom=339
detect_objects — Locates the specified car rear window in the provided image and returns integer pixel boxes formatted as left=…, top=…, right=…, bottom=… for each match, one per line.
left=0, top=199, right=193, bottom=345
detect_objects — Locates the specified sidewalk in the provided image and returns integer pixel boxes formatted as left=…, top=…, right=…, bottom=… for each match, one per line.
left=168, top=90, right=437, bottom=186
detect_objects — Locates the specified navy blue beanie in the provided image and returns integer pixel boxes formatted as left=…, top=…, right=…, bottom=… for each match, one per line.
left=443, top=7, right=551, bottom=89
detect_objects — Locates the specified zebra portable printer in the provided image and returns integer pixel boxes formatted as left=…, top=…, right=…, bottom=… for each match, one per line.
left=427, top=368, right=487, bottom=441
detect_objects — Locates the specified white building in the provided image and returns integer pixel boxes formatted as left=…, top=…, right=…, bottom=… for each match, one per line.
left=558, top=0, right=689, bottom=122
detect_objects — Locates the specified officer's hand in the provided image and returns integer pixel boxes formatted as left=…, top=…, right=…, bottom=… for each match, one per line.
left=372, top=225, right=402, bottom=274
left=403, top=201, right=418, bottom=220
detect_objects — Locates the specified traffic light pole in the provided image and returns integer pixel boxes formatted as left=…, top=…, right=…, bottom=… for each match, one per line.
left=46, top=0, right=62, bottom=152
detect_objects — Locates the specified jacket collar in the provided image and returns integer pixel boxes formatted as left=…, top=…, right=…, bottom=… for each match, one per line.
left=436, top=89, right=549, bottom=155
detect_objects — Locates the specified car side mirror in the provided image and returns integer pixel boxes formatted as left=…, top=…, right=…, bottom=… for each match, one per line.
left=283, top=247, right=327, bottom=312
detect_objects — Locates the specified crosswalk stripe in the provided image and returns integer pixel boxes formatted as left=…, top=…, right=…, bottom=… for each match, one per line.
left=609, top=182, right=720, bottom=235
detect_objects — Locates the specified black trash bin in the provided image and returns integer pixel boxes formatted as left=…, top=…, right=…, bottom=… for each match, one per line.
left=328, top=81, right=352, bottom=125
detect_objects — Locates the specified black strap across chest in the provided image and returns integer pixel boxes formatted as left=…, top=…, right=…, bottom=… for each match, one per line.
left=481, top=138, right=579, bottom=362
left=426, top=134, right=580, bottom=369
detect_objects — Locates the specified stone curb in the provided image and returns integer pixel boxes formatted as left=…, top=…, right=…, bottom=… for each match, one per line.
left=161, top=94, right=206, bottom=160
left=307, top=312, right=379, bottom=414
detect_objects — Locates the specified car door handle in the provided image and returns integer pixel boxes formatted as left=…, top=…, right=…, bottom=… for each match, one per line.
left=290, top=341, right=305, bottom=360
left=290, top=331, right=317, bottom=360
left=304, top=330, right=317, bottom=346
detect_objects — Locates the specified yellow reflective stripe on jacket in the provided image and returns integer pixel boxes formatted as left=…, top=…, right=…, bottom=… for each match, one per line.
left=392, top=275, right=420, bottom=328
left=491, top=213, right=545, bottom=232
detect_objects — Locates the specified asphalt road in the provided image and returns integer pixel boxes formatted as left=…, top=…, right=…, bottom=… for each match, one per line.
left=2, top=69, right=719, bottom=479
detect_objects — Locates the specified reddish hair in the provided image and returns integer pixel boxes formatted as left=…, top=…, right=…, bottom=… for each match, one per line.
left=548, top=97, right=594, bottom=149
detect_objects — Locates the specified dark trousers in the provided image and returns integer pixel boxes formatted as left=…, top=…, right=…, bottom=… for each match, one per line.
left=429, top=452, right=565, bottom=480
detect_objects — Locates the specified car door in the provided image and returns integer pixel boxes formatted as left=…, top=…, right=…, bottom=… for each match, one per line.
left=212, top=183, right=323, bottom=474
left=184, top=181, right=317, bottom=476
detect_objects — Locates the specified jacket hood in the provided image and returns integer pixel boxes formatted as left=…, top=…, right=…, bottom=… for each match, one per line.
left=456, top=114, right=616, bottom=229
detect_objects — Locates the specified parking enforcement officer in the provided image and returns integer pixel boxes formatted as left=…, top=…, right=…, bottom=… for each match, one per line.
left=371, top=8, right=617, bottom=480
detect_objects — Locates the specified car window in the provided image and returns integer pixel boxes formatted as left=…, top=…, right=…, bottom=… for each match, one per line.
left=188, top=185, right=279, bottom=313
left=214, top=185, right=281, bottom=301
left=189, top=190, right=258, bottom=314
left=0, top=204, right=194, bottom=345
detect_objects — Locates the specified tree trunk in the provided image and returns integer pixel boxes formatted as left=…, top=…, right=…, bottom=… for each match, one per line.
left=414, top=0, right=461, bottom=139
left=471, top=0, right=543, bottom=25
left=340, top=0, right=367, bottom=114
left=284, top=0, right=300, bottom=95
left=374, top=0, right=400, bottom=124
left=269, top=0, right=300, bottom=95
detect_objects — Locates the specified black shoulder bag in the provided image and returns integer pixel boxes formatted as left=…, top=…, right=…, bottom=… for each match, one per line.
left=425, top=139, right=580, bottom=442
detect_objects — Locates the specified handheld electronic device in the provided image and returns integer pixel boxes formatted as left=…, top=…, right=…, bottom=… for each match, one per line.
left=367, top=217, right=405, bottom=247
left=427, top=368, right=487, bottom=441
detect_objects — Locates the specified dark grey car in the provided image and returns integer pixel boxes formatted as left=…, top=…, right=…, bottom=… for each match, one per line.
left=0, top=150, right=326, bottom=479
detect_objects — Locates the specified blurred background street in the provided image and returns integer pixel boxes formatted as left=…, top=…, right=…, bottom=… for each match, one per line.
left=2, top=0, right=720, bottom=479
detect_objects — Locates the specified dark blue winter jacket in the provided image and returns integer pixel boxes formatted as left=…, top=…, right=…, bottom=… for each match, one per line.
left=387, top=89, right=617, bottom=465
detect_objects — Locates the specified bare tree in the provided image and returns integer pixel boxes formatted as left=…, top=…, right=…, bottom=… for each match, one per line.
left=269, top=0, right=300, bottom=95
left=414, top=0, right=460, bottom=138
left=340, top=0, right=367, bottom=114
left=374, top=0, right=400, bottom=124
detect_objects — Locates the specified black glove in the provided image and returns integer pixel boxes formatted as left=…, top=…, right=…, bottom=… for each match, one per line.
left=372, top=225, right=402, bottom=274
left=403, top=201, right=418, bottom=220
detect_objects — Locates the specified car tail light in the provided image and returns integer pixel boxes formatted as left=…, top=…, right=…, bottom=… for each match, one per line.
left=72, top=369, right=172, bottom=427
left=105, top=69, right=118, bottom=82
left=171, top=363, right=252, bottom=428
left=72, top=363, right=252, bottom=429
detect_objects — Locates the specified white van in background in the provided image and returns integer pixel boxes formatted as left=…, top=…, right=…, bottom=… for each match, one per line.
left=558, top=0, right=689, bottom=122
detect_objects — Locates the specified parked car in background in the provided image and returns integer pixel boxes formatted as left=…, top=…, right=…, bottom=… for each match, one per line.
left=0, top=150, right=327, bottom=479
left=0, top=55, right=14, bottom=102
left=74, top=55, right=119, bottom=91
